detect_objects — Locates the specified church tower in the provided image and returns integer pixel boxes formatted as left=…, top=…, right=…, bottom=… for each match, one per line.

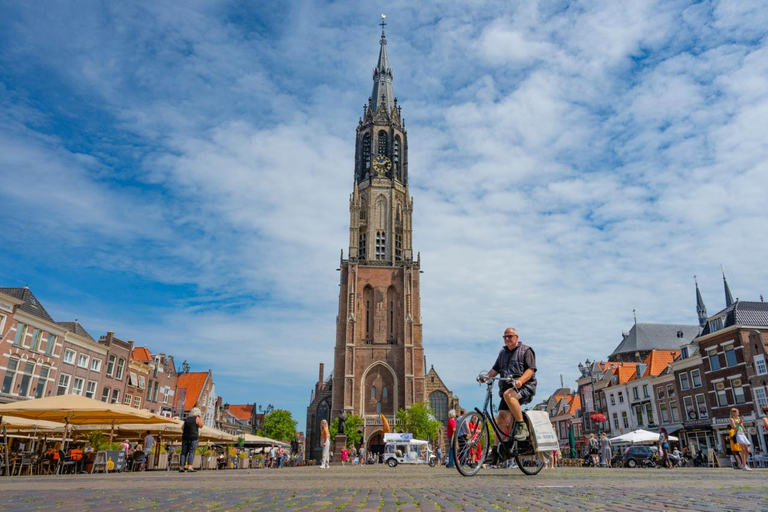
left=332, top=19, right=425, bottom=444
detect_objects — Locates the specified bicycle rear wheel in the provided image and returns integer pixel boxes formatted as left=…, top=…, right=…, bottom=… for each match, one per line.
left=515, top=451, right=544, bottom=475
left=452, top=411, right=489, bottom=477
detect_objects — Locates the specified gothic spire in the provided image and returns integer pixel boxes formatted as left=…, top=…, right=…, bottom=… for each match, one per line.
left=371, top=14, right=394, bottom=113
left=695, top=275, right=707, bottom=328
left=721, top=265, right=734, bottom=307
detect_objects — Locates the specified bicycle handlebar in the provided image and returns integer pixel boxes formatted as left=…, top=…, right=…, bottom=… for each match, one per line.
left=476, top=373, right=517, bottom=388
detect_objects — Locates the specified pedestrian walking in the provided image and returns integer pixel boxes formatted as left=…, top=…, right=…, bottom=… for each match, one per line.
left=600, top=433, right=612, bottom=468
left=446, top=409, right=456, bottom=468
left=730, top=408, right=752, bottom=470
left=341, top=447, right=348, bottom=467
left=658, top=428, right=671, bottom=468
left=320, top=419, right=330, bottom=469
left=180, top=407, right=203, bottom=472
left=588, top=434, right=599, bottom=467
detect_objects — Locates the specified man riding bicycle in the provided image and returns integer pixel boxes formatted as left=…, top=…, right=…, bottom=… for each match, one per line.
left=480, top=327, right=537, bottom=442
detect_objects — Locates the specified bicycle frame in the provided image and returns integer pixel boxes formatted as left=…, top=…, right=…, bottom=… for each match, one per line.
left=476, top=377, right=517, bottom=444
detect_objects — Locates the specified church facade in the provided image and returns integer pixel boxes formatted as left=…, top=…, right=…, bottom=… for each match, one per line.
left=305, top=22, right=455, bottom=462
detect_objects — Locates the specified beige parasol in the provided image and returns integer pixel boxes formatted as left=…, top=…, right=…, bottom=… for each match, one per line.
left=0, top=394, right=176, bottom=474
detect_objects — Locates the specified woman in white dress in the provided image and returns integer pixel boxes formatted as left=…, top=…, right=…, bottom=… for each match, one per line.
left=320, top=419, right=331, bottom=469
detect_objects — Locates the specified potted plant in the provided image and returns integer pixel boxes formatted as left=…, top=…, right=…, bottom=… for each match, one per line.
left=238, top=451, right=249, bottom=469
left=227, top=446, right=237, bottom=469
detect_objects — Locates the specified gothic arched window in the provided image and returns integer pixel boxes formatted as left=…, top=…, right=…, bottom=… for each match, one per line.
left=394, top=136, right=401, bottom=178
left=429, top=391, right=449, bottom=425
left=378, top=131, right=387, bottom=156
left=363, top=286, right=374, bottom=339
left=382, top=386, right=388, bottom=399
left=363, top=134, right=371, bottom=171
left=371, top=385, right=376, bottom=399
left=376, top=402, right=382, bottom=414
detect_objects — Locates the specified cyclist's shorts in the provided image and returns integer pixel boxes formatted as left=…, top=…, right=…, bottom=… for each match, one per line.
left=498, top=385, right=535, bottom=409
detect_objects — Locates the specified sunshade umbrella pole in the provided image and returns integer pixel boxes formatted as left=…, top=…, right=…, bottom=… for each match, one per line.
left=2, top=417, right=10, bottom=478
left=109, top=421, right=115, bottom=444
left=30, top=425, right=37, bottom=454
left=58, top=418, right=70, bottom=475
left=154, top=433, right=162, bottom=469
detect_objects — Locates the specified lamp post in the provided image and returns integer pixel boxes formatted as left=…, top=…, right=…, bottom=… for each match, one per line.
left=259, top=404, right=274, bottom=438
left=579, top=359, right=602, bottom=464
left=173, top=359, right=190, bottom=417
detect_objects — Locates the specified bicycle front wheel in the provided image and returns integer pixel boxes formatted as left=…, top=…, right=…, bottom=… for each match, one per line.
left=452, top=411, right=489, bottom=477
left=515, top=452, right=544, bottom=476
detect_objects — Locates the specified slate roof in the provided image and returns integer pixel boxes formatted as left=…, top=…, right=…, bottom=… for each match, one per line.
left=610, top=323, right=700, bottom=358
left=0, top=287, right=55, bottom=323
left=700, top=301, right=768, bottom=336
left=56, top=322, right=94, bottom=341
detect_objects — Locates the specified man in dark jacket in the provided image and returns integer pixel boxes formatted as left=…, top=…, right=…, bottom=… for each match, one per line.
left=481, top=327, right=537, bottom=441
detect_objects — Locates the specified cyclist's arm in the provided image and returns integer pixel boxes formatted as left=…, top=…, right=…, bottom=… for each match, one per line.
left=516, top=368, right=535, bottom=389
left=480, top=369, right=498, bottom=382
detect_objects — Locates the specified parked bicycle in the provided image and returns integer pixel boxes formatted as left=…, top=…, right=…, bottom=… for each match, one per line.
left=452, top=374, right=543, bottom=477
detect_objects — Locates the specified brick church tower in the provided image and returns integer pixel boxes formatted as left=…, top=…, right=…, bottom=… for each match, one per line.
left=331, top=19, right=426, bottom=443
left=305, top=20, right=457, bottom=461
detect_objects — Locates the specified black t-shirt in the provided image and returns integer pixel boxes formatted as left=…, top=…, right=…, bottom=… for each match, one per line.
left=182, top=416, right=200, bottom=441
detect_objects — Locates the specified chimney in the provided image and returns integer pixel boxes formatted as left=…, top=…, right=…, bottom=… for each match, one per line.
left=319, top=362, right=325, bottom=383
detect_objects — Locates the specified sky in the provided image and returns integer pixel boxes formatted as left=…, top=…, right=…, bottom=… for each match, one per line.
left=1, top=1, right=767, bottom=429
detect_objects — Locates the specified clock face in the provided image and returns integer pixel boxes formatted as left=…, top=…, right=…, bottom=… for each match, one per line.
left=372, top=155, right=391, bottom=176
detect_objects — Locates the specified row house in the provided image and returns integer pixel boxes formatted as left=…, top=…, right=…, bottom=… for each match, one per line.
left=57, top=322, right=106, bottom=400
left=604, top=365, right=640, bottom=436
left=693, top=298, right=768, bottom=453
left=220, top=403, right=257, bottom=435
left=0, top=288, right=64, bottom=403
left=544, top=388, right=582, bottom=454
left=131, top=347, right=178, bottom=416
left=125, top=354, right=152, bottom=410
left=175, top=370, right=217, bottom=427
left=625, top=350, right=679, bottom=432
left=97, top=331, right=133, bottom=405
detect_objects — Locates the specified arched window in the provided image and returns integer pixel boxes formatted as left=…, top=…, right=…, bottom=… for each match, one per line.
left=430, top=391, right=449, bottom=425
left=363, top=286, right=374, bottom=338
left=387, top=286, right=397, bottom=338
left=363, top=134, right=371, bottom=170
left=376, top=402, right=382, bottom=414
left=378, top=131, right=387, bottom=156
left=382, top=386, right=388, bottom=399
left=316, top=398, right=331, bottom=446
left=358, top=233, right=367, bottom=260
left=394, top=136, right=401, bottom=177
left=371, top=386, right=377, bottom=399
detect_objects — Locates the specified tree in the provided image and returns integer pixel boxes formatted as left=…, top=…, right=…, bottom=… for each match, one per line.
left=329, top=414, right=364, bottom=447
left=396, top=402, right=442, bottom=442
left=257, top=409, right=297, bottom=442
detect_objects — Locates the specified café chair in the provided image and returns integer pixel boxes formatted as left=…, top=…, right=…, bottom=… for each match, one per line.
left=131, top=450, right=146, bottom=472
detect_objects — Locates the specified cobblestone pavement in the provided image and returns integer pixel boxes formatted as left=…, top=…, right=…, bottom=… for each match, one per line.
left=1, top=465, right=767, bottom=511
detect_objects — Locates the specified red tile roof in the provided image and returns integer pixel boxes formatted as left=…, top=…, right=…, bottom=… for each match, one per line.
left=176, top=372, right=209, bottom=411
left=227, top=404, right=253, bottom=421
left=642, top=350, right=680, bottom=377
left=615, top=366, right=638, bottom=384
left=132, top=346, right=153, bottom=363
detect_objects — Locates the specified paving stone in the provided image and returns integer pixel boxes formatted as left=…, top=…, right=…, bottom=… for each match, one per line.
left=1, top=465, right=767, bottom=511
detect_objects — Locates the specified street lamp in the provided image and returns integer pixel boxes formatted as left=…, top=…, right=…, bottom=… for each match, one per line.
left=259, top=404, right=274, bottom=438
left=173, top=359, right=190, bottom=417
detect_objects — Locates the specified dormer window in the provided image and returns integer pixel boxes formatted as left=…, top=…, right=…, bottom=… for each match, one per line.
left=709, top=316, right=724, bottom=332
left=681, top=347, right=689, bottom=359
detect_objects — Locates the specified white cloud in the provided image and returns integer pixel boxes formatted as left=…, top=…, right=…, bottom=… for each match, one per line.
left=1, top=1, right=767, bottom=427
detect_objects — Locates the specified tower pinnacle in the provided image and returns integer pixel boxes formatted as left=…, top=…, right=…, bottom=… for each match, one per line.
left=721, top=265, right=734, bottom=307
left=371, top=14, right=394, bottom=113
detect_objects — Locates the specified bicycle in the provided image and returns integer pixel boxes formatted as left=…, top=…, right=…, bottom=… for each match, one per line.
left=452, top=374, right=543, bottom=476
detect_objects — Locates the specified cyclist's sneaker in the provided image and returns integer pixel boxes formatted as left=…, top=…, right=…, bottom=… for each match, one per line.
left=513, top=422, right=530, bottom=441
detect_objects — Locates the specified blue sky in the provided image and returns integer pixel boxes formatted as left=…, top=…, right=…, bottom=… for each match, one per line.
left=1, top=1, right=767, bottom=429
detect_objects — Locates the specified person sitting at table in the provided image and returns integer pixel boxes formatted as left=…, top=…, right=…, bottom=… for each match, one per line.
left=68, top=446, right=85, bottom=473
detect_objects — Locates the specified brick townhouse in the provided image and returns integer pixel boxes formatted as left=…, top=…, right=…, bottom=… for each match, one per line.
left=131, top=346, right=178, bottom=416
left=96, top=331, right=133, bottom=405
left=57, top=322, right=107, bottom=400
left=0, top=287, right=64, bottom=403
left=175, top=370, right=217, bottom=427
